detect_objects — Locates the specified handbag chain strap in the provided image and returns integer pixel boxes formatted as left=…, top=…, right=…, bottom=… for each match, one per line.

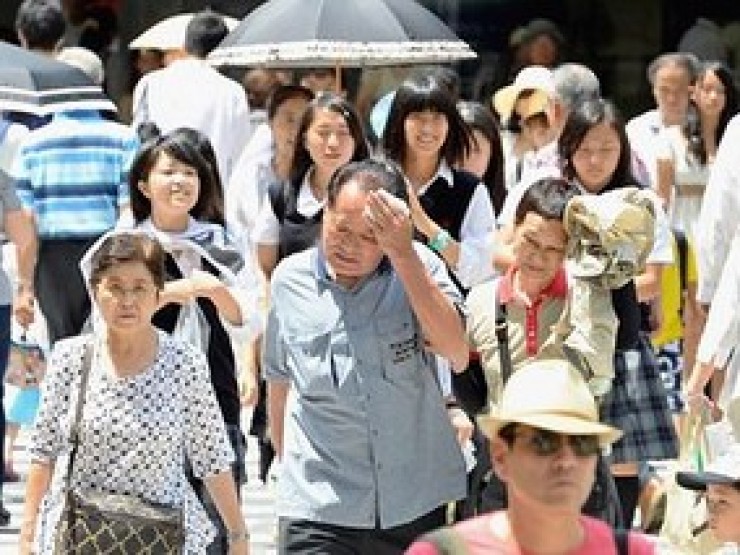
left=62, top=339, right=95, bottom=497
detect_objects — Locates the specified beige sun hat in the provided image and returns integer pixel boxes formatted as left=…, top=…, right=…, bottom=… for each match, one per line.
left=493, top=65, right=554, bottom=123
left=478, top=358, right=623, bottom=447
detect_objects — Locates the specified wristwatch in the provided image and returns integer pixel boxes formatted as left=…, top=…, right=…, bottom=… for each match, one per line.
left=428, top=229, right=452, bottom=253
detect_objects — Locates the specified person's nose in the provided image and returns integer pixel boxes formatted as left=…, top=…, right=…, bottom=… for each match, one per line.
left=326, top=131, right=340, bottom=148
left=552, top=439, right=580, bottom=467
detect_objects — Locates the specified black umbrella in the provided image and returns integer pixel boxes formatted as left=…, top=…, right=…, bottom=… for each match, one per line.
left=208, top=0, right=476, bottom=68
left=0, top=41, right=116, bottom=116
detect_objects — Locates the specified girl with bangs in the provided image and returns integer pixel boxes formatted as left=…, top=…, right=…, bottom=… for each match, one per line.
left=381, top=73, right=497, bottom=291
left=127, top=127, right=260, bottom=553
left=381, top=73, right=498, bottom=517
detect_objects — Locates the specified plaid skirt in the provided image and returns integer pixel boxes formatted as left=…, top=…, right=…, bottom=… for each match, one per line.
left=600, top=335, right=679, bottom=464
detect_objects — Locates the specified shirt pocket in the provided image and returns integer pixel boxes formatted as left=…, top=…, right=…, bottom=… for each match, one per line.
left=284, top=327, right=356, bottom=399
left=376, top=314, right=423, bottom=386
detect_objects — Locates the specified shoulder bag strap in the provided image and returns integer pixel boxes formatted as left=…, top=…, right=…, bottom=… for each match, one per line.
left=62, top=340, right=95, bottom=493
left=267, top=179, right=288, bottom=224
left=494, top=286, right=512, bottom=385
left=613, top=528, right=629, bottom=555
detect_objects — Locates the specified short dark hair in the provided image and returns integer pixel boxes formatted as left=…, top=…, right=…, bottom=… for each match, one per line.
left=15, top=0, right=65, bottom=50
left=514, top=177, right=577, bottom=225
left=266, top=84, right=314, bottom=121
left=89, top=232, right=166, bottom=290
left=327, top=158, right=408, bottom=208
left=646, top=52, right=699, bottom=86
left=184, top=10, right=228, bottom=58
left=129, top=128, right=224, bottom=226
left=559, top=98, right=636, bottom=193
left=289, top=92, right=369, bottom=188
left=382, top=73, right=471, bottom=167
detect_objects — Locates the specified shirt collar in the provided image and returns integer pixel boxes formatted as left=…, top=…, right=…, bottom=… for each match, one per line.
left=498, top=265, right=568, bottom=304
left=313, top=248, right=391, bottom=290
left=415, top=160, right=453, bottom=196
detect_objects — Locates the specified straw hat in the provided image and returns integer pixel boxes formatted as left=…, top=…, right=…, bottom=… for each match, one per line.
left=493, top=65, right=554, bottom=123
left=478, top=358, right=623, bottom=447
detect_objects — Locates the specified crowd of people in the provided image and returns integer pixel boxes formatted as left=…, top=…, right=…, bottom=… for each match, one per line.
left=1, top=1, right=740, bottom=554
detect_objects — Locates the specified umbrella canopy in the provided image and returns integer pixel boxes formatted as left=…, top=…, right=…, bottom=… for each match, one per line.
left=208, top=0, right=476, bottom=67
left=0, top=41, right=116, bottom=116
left=130, top=12, right=240, bottom=51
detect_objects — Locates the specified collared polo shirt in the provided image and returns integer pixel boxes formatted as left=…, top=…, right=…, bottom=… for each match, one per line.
left=13, top=110, right=138, bottom=240
left=465, top=267, right=568, bottom=409
left=263, top=244, right=466, bottom=528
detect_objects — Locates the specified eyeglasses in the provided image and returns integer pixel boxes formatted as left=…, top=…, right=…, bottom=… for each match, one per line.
left=100, top=283, right=156, bottom=302
left=514, top=428, right=601, bottom=457
left=521, top=234, right=566, bottom=259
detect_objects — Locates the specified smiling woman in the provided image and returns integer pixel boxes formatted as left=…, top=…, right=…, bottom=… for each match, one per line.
left=123, top=128, right=260, bottom=552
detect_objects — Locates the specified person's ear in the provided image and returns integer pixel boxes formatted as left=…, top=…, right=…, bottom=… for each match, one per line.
left=490, top=436, right=511, bottom=483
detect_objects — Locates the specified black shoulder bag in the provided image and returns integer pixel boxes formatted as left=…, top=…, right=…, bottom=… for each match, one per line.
left=53, top=341, right=184, bottom=554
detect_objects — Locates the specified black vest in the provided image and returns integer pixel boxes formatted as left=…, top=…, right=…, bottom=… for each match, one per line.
left=153, top=255, right=240, bottom=425
left=268, top=179, right=322, bottom=262
left=416, top=168, right=479, bottom=293
left=417, top=168, right=479, bottom=243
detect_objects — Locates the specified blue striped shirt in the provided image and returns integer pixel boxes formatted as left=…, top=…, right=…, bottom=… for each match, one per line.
left=13, top=111, right=138, bottom=239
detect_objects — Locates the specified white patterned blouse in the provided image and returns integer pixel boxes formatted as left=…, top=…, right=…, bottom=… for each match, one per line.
left=29, top=332, right=234, bottom=554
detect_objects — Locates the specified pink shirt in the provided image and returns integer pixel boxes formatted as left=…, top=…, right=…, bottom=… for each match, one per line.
left=406, top=514, right=656, bottom=555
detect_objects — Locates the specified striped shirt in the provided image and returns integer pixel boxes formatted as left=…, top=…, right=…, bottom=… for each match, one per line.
left=13, top=111, right=138, bottom=239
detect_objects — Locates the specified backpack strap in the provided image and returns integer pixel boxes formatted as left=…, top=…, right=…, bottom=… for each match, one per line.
left=613, top=528, right=629, bottom=555
left=267, top=180, right=288, bottom=225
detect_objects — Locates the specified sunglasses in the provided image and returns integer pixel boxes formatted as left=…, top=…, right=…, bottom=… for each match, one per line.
left=514, top=428, right=601, bottom=457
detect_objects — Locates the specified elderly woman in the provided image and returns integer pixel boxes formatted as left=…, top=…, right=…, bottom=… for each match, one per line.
left=19, top=232, right=249, bottom=554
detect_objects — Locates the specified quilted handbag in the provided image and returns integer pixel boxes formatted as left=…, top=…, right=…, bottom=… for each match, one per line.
left=53, top=341, right=184, bottom=554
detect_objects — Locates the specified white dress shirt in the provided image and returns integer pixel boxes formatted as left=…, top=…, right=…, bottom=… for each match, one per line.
left=132, top=57, right=251, bottom=185
left=695, top=114, right=740, bottom=304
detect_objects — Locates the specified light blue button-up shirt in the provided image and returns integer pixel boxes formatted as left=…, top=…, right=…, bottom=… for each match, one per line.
left=263, top=243, right=466, bottom=528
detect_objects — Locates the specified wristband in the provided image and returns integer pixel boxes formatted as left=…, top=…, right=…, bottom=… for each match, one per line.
left=428, top=229, right=452, bottom=253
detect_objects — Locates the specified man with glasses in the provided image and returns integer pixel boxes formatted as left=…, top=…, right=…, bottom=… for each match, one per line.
left=407, top=359, right=657, bottom=554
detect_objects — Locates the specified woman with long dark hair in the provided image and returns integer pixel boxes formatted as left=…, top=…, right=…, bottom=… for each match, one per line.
left=253, top=92, right=369, bottom=278
left=656, top=61, right=738, bottom=237
left=456, top=101, right=506, bottom=217
left=560, top=98, right=678, bottom=528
